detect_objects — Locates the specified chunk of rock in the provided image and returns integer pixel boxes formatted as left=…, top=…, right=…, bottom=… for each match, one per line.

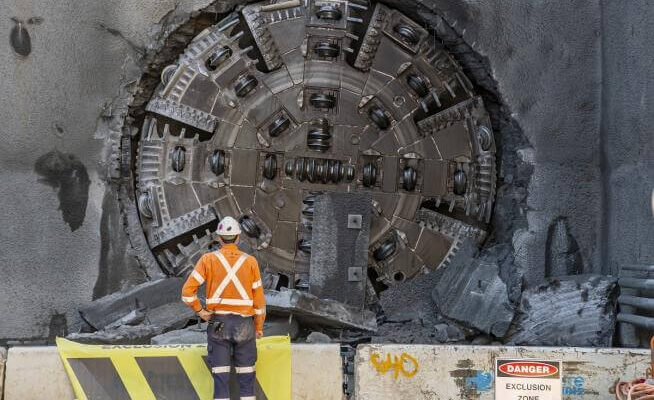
left=506, top=275, right=618, bottom=346
left=71, top=282, right=195, bottom=344
left=432, top=240, right=515, bottom=337
left=105, top=309, right=146, bottom=329
left=306, top=331, right=331, bottom=343
left=380, top=267, right=441, bottom=325
left=79, top=278, right=187, bottom=330
left=151, top=325, right=207, bottom=345
left=471, top=335, right=492, bottom=345
left=266, top=289, right=376, bottom=331
left=433, top=324, right=466, bottom=343
left=432, top=324, right=449, bottom=342
left=68, top=325, right=162, bottom=344
left=264, top=316, right=300, bottom=340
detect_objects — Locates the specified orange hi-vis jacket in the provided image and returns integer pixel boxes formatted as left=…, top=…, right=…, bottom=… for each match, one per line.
left=181, top=243, right=266, bottom=332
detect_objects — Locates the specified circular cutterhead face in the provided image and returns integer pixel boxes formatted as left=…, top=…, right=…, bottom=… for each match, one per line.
left=135, top=1, right=495, bottom=287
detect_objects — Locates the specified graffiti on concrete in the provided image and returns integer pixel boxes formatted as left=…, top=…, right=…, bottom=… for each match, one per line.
left=370, top=352, right=419, bottom=380
left=562, top=376, right=585, bottom=396
left=466, top=370, right=493, bottom=392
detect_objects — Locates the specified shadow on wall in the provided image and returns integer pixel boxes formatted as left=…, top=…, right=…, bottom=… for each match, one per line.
left=34, top=150, right=90, bottom=231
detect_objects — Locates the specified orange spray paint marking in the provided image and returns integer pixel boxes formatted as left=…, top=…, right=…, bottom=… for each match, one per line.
left=370, top=352, right=419, bottom=379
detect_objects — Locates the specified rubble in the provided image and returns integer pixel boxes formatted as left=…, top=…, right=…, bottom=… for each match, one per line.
left=506, top=275, right=618, bottom=346
left=379, top=266, right=441, bottom=325
left=263, top=316, right=300, bottom=340
left=432, top=240, right=516, bottom=337
left=306, top=332, right=332, bottom=344
left=105, top=309, right=146, bottom=329
left=69, top=325, right=162, bottom=344
left=471, top=335, right=493, bottom=345
left=70, top=300, right=195, bottom=344
left=433, top=324, right=465, bottom=343
left=79, top=278, right=188, bottom=330
left=266, top=289, right=377, bottom=331
left=151, top=316, right=302, bottom=344
left=151, top=325, right=206, bottom=345
left=72, top=278, right=195, bottom=344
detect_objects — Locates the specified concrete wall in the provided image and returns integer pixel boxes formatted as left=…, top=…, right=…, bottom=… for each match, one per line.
left=602, top=0, right=654, bottom=272
left=355, top=344, right=651, bottom=399
left=0, top=0, right=652, bottom=342
left=0, top=0, right=212, bottom=342
left=423, top=0, right=605, bottom=284
left=3, top=344, right=344, bottom=400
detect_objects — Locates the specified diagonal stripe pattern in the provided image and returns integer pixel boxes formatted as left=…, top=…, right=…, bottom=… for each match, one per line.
left=56, top=337, right=289, bottom=400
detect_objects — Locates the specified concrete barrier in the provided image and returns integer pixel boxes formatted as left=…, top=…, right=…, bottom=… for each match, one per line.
left=292, top=344, right=344, bottom=400
left=0, top=347, right=6, bottom=400
left=4, top=347, right=74, bottom=400
left=3, top=344, right=343, bottom=400
left=355, top=344, right=650, bottom=400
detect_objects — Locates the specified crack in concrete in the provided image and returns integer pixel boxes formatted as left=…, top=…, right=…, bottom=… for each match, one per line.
left=98, top=22, right=146, bottom=57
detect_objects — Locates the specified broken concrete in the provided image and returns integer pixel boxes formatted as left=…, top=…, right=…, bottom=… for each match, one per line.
left=379, top=266, right=440, bottom=326
left=432, top=240, right=516, bottom=337
left=265, top=289, right=377, bottom=331
left=151, top=315, right=302, bottom=344
left=104, top=309, right=146, bottom=329
left=71, top=278, right=195, bottom=344
left=306, top=332, right=331, bottom=344
left=68, top=325, right=163, bottom=344
left=69, top=301, right=195, bottom=344
left=151, top=325, right=206, bottom=345
left=506, top=275, right=618, bottom=346
left=433, top=324, right=465, bottom=343
left=263, top=316, right=300, bottom=340
left=79, top=278, right=186, bottom=330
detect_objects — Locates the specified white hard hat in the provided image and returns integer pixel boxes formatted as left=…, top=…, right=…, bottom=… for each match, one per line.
left=216, top=216, right=241, bottom=236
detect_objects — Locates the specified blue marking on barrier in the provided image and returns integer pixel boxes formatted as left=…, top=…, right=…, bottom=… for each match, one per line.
left=563, top=376, right=585, bottom=396
left=466, top=371, right=493, bottom=392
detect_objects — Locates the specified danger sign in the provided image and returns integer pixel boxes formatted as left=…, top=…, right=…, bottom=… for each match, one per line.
left=495, top=359, right=562, bottom=400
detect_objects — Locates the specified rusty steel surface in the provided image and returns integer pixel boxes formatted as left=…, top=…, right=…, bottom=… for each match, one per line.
left=134, top=0, right=496, bottom=289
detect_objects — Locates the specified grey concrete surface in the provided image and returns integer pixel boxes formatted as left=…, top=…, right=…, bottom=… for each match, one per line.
left=0, top=0, right=213, bottom=342
left=355, top=344, right=650, bottom=400
left=602, top=0, right=654, bottom=274
left=0, top=0, right=652, bottom=343
left=423, top=0, right=604, bottom=285
left=506, top=275, right=618, bottom=346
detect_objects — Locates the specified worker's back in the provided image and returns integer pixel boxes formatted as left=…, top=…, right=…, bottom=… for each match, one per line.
left=182, top=242, right=264, bottom=318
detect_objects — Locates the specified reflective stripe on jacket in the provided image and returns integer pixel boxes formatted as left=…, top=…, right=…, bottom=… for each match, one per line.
left=181, top=243, right=266, bottom=332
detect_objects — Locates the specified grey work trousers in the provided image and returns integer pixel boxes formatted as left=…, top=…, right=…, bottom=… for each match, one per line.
left=207, top=314, right=257, bottom=400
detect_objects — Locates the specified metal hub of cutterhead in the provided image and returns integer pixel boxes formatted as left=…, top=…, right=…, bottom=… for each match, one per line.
left=135, top=1, right=496, bottom=289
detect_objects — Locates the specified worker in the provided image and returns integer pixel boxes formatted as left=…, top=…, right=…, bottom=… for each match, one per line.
left=181, top=216, right=266, bottom=400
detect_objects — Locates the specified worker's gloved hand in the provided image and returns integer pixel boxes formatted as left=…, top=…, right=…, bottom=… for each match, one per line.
left=198, top=309, right=212, bottom=322
left=256, top=330, right=263, bottom=339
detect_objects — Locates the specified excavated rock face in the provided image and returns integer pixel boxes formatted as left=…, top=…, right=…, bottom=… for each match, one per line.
left=132, top=1, right=497, bottom=291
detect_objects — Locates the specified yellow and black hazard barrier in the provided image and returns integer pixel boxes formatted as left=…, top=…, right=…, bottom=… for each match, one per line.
left=56, top=336, right=291, bottom=400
